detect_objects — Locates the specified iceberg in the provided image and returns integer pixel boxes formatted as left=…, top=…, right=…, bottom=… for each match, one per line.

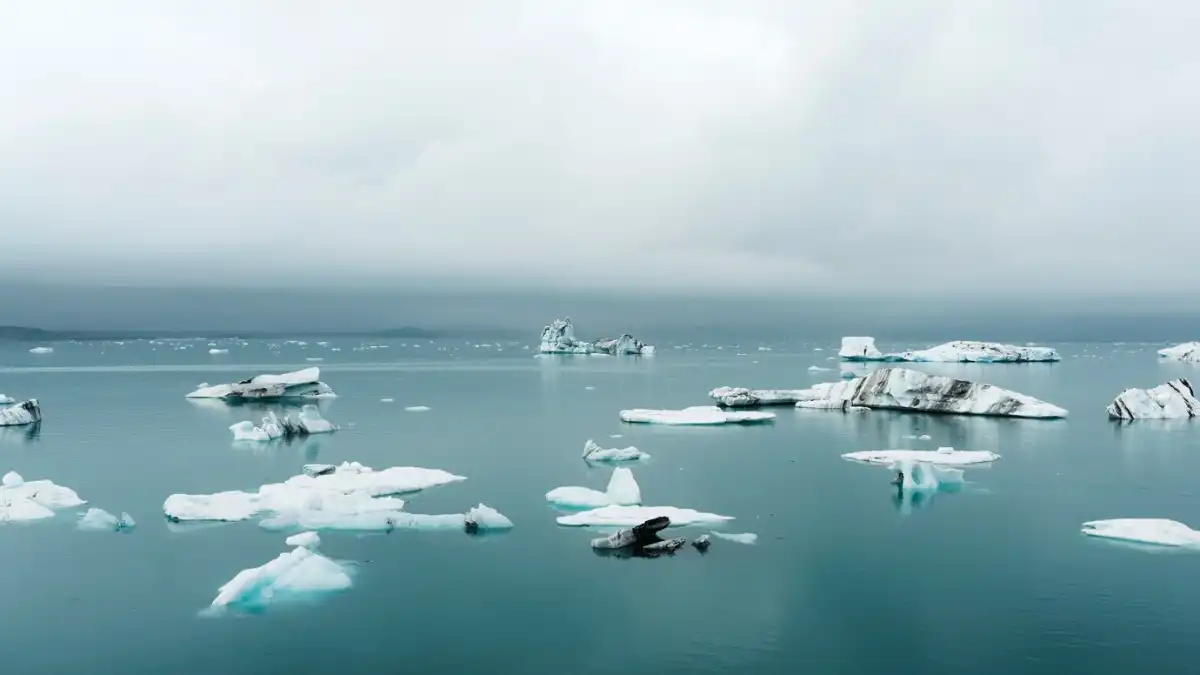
left=709, top=387, right=813, bottom=407
left=0, top=394, right=13, bottom=404
left=285, top=531, right=321, bottom=548
left=28, top=346, right=53, bottom=354
left=546, top=467, right=641, bottom=509
left=842, top=446, right=1000, bottom=466
left=838, top=337, right=1060, bottom=363
left=1081, top=519, right=1200, bottom=548
left=711, top=531, right=757, bottom=545
left=539, top=318, right=653, bottom=355
left=557, top=505, right=733, bottom=527
left=186, top=367, right=336, bottom=401
left=891, top=459, right=964, bottom=492
left=581, top=439, right=647, bottom=462
left=77, top=508, right=136, bottom=532
left=209, top=542, right=353, bottom=611
left=0, top=471, right=86, bottom=523
left=1107, top=379, right=1200, bottom=420
left=788, top=367, right=1067, bottom=418
left=0, top=399, right=40, bottom=427
left=230, top=406, right=338, bottom=442
left=619, top=406, right=775, bottom=425
left=1158, top=342, right=1200, bottom=363
left=464, top=503, right=514, bottom=532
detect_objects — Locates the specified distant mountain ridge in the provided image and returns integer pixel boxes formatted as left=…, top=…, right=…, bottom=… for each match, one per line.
left=0, top=325, right=520, bottom=342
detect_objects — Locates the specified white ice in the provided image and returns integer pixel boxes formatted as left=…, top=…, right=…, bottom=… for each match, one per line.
left=285, top=531, right=321, bottom=548
left=380, top=398, right=394, bottom=403
left=711, top=531, right=757, bottom=545
left=891, top=459, right=964, bottom=492
left=0, top=394, right=13, bottom=404
left=843, top=447, right=1000, bottom=466
left=546, top=467, right=641, bottom=509
left=209, top=348, right=229, bottom=355
left=77, top=508, right=136, bottom=532
left=1158, top=342, right=1200, bottom=363
left=464, top=503, right=514, bottom=530
left=557, top=505, right=734, bottom=527
left=1107, top=379, right=1199, bottom=420
left=0, top=400, right=40, bottom=427
left=0, top=471, right=86, bottom=523
left=229, top=406, right=338, bottom=442
left=619, top=406, right=775, bottom=425
left=28, top=347, right=53, bottom=354
left=1081, top=519, right=1200, bottom=548
left=839, top=337, right=882, bottom=361
left=581, top=439, right=647, bottom=462
left=405, top=406, right=431, bottom=412
left=186, top=367, right=336, bottom=400
left=209, top=544, right=353, bottom=611
left=709, top=387, right=813, bottom=407
left=838, top=338, right=1059, bottom=363
left=539, top=317, right=654, bottom=355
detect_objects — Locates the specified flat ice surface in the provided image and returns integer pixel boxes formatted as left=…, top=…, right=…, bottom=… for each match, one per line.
left=556, top=505, right=734, bottom=527
left=1107, top=379, right=1199, bottom=420
left=619, top=406, right=775, bottom=425
left=210, top=545, right=353, bottom=611
left=0, top=400, right=40, bottom=427
left=839, top=337, right=882, bottom=361
left=711, top=531, right=757, bottom=545
left=77, top=508, right=135, bottom=532
left=285, top=531, right=321, bottom=548
left=28, top=347, right=53, bottom=354
left=546, top=467, right=641, bottom=509
left=837, top=338, right=1060, bottom=363
left=581, top=439, right=647, bottom=462
left=791, top=367, right=1067, bottom=418
left=843, top=447, right=1000, bottom=466
left=709, top=387, right=813, bottom=407
left=892, top=459, right=964, bottom=492
left=465, top=503, right=514, bottom=530
left=0, top=472, right=86, bottom=523
left=1081, top=519, right=1200, bottom=547
left=1158, top=342, right=1200, bottom=363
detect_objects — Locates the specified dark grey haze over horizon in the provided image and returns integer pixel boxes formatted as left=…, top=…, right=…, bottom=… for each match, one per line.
left=2, top=2, right=1199, bottom=312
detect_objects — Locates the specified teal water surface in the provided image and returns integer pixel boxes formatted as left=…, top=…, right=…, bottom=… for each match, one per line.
left=2, top=338, right=1200, bottom=674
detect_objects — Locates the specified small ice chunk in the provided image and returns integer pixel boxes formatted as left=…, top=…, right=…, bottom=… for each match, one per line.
left=405, top=406, right=431, bottom=412
left=891, top=459, right=964, bottom=492
left=380, top=398, right=394, bottom=403
left=0, top=473, right=86, bottom=523
left=843, top=447, right=999, bottom=466
left=0, top=394, right=13, bottom=404
left=77, top=508, right=136, bottom=532
left=285, top=531, right=321, bottom=548
left=209, top=546, right=353, bottom=611
left=547, top=467, right=641, bottom=509
left=581, top=439, right=647, bottom=462
left=0, top=400, right=41, bottom=427
left=209, top=348, right=229, bottom=355
left=28, top=346, right=53, bottom=354
left=839, top=337, right=882, bottom=361
left=557, top=505, right=734, bottom=527
left=464, top=504, right=514, bottom=531
left=808, top=366, right=832, bottom=372
left=918, top=434, right=932, bottom=440
left=1081, top=519, right=1200, bottom=547
left=2, top=471, right=23, bottom=488
left=302, top=464, right=336, bottom=477
left=692, top=534, right=711, bottom=551
left=306, top=357, right=324, bottom=362
left=711, top=531, right=757, bottom=545
left=619, top=406, right=775, bottom=425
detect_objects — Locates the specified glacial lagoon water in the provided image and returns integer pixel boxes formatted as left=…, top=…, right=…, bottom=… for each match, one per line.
left=3, top=338, right=1200, bottom=673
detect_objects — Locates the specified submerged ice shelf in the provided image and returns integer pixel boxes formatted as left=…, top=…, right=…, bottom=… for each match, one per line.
left=842, top=447, right=1000, bottom=466
left=619, top=406, right=775, bottom=425
left=838, top=337, right=1060, bottom=363
left=539, top=317, right=654, bottom=355
left=230, top=406, right=337, bottom=442
left=1081, top=519, right=1200, bottom=548
left=0, top=399, right=40, bottom=427
left=546, top=467, right=641, bottom=509
left=187, top=367, right=336, bottom=401
left=1107, top=379, right=1199, bottom=420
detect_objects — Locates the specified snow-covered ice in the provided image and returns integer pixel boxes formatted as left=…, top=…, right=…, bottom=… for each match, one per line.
left=838, top=337, right=1060, bottom=363
left=28, top=346, right=53, bottom=354
left=711, top=531, right=757, bottom=545
left=1158, top=342, right=1200, bottom=363
left=839, top=337, right=882, bottom=361
left=209, top=543, right=353, bottom=611
left=546, top=467, right=641, bottom=509
left=788, top=367, right=1067, bottom=418
left=187, top=367, right=336, bottom=401
left=464, top=503, right=514, bottom=531
left=77, top=508, right=135, bottom=532
left=230, top=406, right=337, bottom=442
left=619, top=406, right=775, bottom=425
left=1107, top=379, right=1200, bottom=420
left=1081, top=519, right=1200, bottom=548
left=581, top=439, right=647, bottom=462
left=539, top=318, right=654, bottom=355
left=285, top=531, right=321, bottom=548
left=842, top=447, right=1000, bottom=466
left=0, top=399, right=40, bottom=427
left=557, top=505, right=734, bottom=527
left=0, top=471, right=86, bottom=523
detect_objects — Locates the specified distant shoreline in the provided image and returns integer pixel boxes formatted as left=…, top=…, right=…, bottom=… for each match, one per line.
left=0, top=326, right=522, bottom=342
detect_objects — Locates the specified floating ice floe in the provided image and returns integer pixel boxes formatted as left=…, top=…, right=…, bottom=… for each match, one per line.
left=0, top=394, right=13, bottom=404
left=581, top=439, right=647, bottom=462
left=380, top=398, right=394, bottom=403
left=208, top=348, right=229, bottom=355
left=77, top=508, right=136, bottom=532
left=209, top=538, right=353, bottom=612
left=285, top=531, right=321, bottom=548
left=708, top=387, right=813, bottom=407
left=842, top=447, right=1000, bottom=466
left=1158, top=342, right=1200, bottom=363
left=0, top=470, right=86, bottom=523
left=838, top=337, right=1060, bottom=363
left=808, top=366, right=832, bottom=372
left=0, top=400, right=40, bottom=427
left=1081, top=519, right=1200, bottom=548
left=711, top=531, right=757, bottom=545
left=558, top=505, right=733, bottom=528
left=546, top=467, right=641, bottom=509
left=230, top=406, right=337, bottom=442
left=619, top=406, right=775, bottom=425
left=1107, top=379, right=1199, bottom=420
left=539, top=317, right=654, bottom=355
left=28, top=346, right=53, bottom=354
left=186, top=367, right=336, bottom=401
left=890, top=459, right=964, bottom=492
left=405, top=406, right=431, bottom=412
left=464, top=503, right=514, bottom=531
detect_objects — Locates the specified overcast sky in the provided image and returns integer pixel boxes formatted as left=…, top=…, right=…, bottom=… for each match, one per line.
left=1, top=1, right=1197, bottom=296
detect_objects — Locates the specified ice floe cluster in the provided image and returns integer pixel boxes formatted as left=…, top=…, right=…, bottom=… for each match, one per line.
left=539, top=318, right=654, bottom=355
left=187, top=367, right=336, bottom=401
left=838, top=337, right=1061, bottom=363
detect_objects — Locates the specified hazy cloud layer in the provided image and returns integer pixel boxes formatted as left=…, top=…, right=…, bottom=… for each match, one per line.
left=1, top=1, right=1197, bottom=294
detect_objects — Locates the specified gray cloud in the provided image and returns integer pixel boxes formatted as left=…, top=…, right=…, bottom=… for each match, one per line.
left=1, top=1, right=1197, bottom=294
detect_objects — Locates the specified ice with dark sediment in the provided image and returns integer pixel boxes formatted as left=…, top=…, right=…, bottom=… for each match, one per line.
left=1107, top=379, right=1200, bottom=420
left=187, top=367, right=336, bottom=400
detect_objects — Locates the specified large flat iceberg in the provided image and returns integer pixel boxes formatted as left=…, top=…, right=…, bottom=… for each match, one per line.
left=1081, top=519, right=1200, bottom=548
left=0, top=471, right=86, bottom=523
left=187, top=367, right=336, bottom=401
left=1107, top=379, right=1199, bottom=420
left=619, top=406, right=775, bottom=425
left=839, top=337, right=1060, bottom=363
left=0, top=400, right=40, bottom=427
left=1158, top=343, right=1200, bottom=363
left=774, top=367, right=1065, bottom=418
left=546, top=467, right=641, bottom=509
left=557, top=505, right=734, bottom=527
left=230, top=406, right=338, bottom=442
left=843, top=447, right=1000, bottom=466
left=539, top=318, right=654, bottom=355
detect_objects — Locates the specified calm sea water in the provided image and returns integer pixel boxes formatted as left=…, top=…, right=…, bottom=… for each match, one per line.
left=2, top=337, right=1200, bottom=674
